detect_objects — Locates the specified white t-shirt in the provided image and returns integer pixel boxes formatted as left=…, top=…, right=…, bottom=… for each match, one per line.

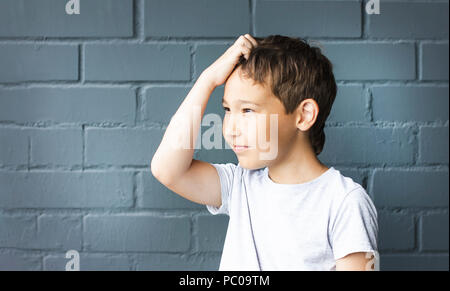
left=206, top=162, right=378, bottom=271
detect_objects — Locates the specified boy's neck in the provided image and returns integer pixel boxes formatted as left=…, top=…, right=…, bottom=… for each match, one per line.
left=266, top=139, right=329, bottom=185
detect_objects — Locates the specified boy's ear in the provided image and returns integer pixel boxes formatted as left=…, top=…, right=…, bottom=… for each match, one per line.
left=295, top=98, right=319, bottom=132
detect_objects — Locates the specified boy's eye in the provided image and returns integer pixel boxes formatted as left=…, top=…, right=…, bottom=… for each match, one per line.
left=222, top=107, right=253, bottom=113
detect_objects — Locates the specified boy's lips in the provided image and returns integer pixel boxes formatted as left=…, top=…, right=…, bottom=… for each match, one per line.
left=232, top=145, right=250, bottom=152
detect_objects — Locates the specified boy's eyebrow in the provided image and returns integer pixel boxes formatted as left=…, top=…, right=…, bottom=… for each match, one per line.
left=222, top=97, right=260, bottom=105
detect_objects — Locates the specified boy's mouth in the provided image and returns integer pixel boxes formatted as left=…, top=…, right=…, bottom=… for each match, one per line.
left=233, top=145, right=250, bottom=152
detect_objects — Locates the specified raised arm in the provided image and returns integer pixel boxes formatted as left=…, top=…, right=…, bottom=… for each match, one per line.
left=150, top=34, right=258, bottom=206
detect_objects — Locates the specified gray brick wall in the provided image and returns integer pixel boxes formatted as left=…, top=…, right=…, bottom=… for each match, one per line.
left=0, top=0, right=448, bottom=271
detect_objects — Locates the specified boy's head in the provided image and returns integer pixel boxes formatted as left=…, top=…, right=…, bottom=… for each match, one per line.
left=222, top=35, right=337, bottom=169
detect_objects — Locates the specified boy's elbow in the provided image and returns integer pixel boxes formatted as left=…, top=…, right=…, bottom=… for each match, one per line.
left=151, top=157, right=162, bottom=179
left=151, top=165, right=165, bottom=185
left=151, top=159, right=173, bottom=186
left=151, top=159, right=162, bottom=178
left=150, top=160, right=157, bottom=176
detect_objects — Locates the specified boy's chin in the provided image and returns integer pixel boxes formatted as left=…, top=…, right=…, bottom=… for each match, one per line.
left=236, top=158, right=267, bottom=170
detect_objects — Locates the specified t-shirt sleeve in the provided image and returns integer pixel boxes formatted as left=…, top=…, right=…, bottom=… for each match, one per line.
left=206, top=162, right=237, bottom=216
left=330, top=186, right=379, bottom=261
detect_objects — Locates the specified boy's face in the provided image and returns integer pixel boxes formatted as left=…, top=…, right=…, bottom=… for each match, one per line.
left=222, top=68, right=299, bottom=170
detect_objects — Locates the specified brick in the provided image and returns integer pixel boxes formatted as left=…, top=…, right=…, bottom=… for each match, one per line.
left=419, top=126, right=449, bottom=164
left=0, top=252, right=41, bottom=271
left=83, top=214, right=191, bottom=252
left=196, top=214, right=229, bottom=252
left=0, top=128, right=28, bottom=166
left=421, top=213, right=449, bottom=251
left=421, top=43, right=449, bottom=81
left=0, top=172, right=133, bottom=208
left=322, top=43, right=415, bottom=80
left=203, top=86, right=225, bottom=117
left=255, top=0, right=361, bottom=37
left=0, top=216, right=36, bottom=248
left=195, top=44, right=229, bottom=80
left=0, top=44, right=78, bottom=82
left=369, top=2, right=449, bottom=39
left=29, top=128, right=82, bottom=165
left=144, top=0, right=249, bottom=37
left=372, top=86, right=449, bottom=122
left=144, top=86, right=190, bottom=124
left=145, top=85, right=225, bottom=125
left=372, top=170, right=449, bottom=208
left=380, top=254, right=449, bottom=271
left=44, top=253, right=132, bottom=271
left=85, top=128, right=163, bottom=166
left=195, top=149, right=238, bottom=164
left=0, top=214, right=80, bottom=250
left=134, top=253, right=220, bottom=271
left=140, top=171, right=203, bottom=209
left=378, top=211, right=415, bottom=251
left=36, top=215, right=82, bottom=250
left=328, top=85, right=367, bottom=122
left=0, top=0, right=133, bottom=37
left=0, top=88, right=136, bottom=125
left=85, top=44, right=190, bottom=81
left=319, top=127, right=415, bottom=166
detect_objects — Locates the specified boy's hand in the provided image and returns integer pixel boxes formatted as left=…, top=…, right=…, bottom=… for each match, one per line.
left=201, top=34, right=258, bottom=88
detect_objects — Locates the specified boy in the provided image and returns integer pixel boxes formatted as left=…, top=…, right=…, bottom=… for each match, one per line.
left=151, top=34, right=378, bottom=271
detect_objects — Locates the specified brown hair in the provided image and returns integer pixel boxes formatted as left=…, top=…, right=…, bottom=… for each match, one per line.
left=234, top=35, right=337, bottom=156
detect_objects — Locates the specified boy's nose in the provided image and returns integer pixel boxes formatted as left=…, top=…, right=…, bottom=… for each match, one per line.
left=223, top=114, right=241, bottom=137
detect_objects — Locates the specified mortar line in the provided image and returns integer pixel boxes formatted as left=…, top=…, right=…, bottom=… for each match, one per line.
left=79, top=44, right=84, bottom=83
left=249, top=0, right=253, bottom=35
left=82, top=124, right=85, bottom=171
left=27, top=135, right=31, bottom=172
